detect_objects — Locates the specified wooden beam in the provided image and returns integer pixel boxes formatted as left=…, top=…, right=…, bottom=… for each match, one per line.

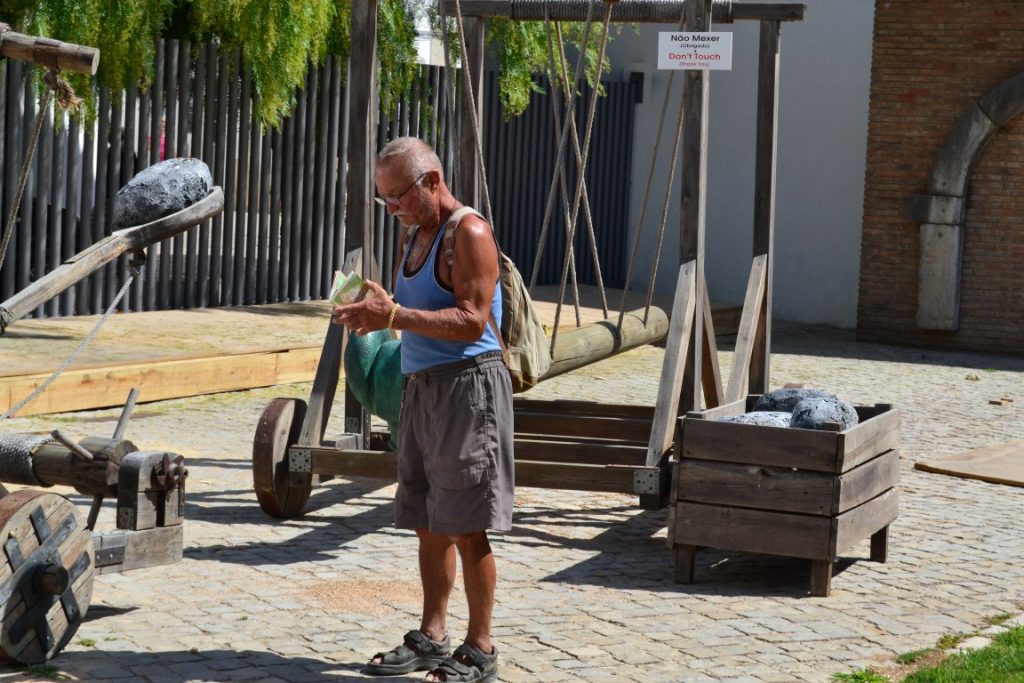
left=458, top=16, right=486, bottom=207
left=0, top=30, right=99, bottom=74
left=726, top=254, right=767, bottom=402
left=515, top=412, right=652, bottom=442
left=749, top=20, right=781, bottom=394
left=679, top=0, right=711, bottom=414
left=442, top=1, right=807, bottom=23
left=543, top=305, right=669, bottom=380
left=0, top=346, right=320, bottom=417
left=700, top=282, right=722, bottom=408
left=515, top=437, right=647, bottom=466
left=645, top=262, right=696, bottom=467
left=513, top=398, right=655, bottom=419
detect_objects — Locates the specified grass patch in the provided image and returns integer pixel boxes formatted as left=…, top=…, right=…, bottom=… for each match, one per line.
left=830, top=670, right=890, bottom=683
left=902, top=625, right=1024, bottom=682
left=897, top=649, right=935, bottom=665
left=78, top=638, right=95, bottom=647
left=987, top=613, right=1014, bottom=626
left=935, top=633, right=967, bottom=650
left=18, top=665, right=69, bottom=680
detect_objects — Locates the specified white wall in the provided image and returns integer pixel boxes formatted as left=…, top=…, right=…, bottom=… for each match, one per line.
left=605, top=0, right=874, bottom=327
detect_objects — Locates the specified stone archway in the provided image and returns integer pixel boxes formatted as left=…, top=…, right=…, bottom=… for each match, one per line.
left=908, top=70, right=1024, bottom=330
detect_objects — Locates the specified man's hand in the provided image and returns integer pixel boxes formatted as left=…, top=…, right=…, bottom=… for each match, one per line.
left=331, top=280, right=393, bottom=335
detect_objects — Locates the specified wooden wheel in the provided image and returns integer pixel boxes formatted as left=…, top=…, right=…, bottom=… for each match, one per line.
left=253, top=398, right=312, bottom=518
left=0, top=490, right=94, bottom=664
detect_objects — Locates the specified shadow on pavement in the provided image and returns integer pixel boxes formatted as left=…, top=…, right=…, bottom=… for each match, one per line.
left=510, top=505, right=863, bottom=598
left=3, top=649, right=411, bottom=682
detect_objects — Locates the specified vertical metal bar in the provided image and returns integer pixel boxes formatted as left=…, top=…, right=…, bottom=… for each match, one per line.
left=234, top=65, right=252, bottom=305
left=280, top=107, right=295, bottom=302
left=160, top=40, right=179, bottom=310
left=0, top=61, right=13, bottom=301
left=146, top=40, right=165, bottom=310
left=200, top=41, right=217, bottom=308
left=221, top=48, right=240, bottom=307
left=121, top=80, right=141, bottom=311
left=210, top=49, right=229, bottom=307
left=32, top=92, right=51, bottom=319
left=311, top=63, right=330, bottom=299
left=173, top=40, right=190, bottom=308
left=106, top=92, right=124, bottom=309
left=45, top=104, right=63, bottom=317
left=62, top=117, right=81, bottom=313
left=92, top=87, right=111, bottom=313
left=289, top=71, right=308, bottom=300
left=268, top=127, right=283, bottom=302
left=299, top=67, right=319, bottom=299
left=187, top=42, right=207, bottom=308
left=244, top=95, right=261, bottom=304
left=12, top=65, right=29, bottom=299
left=335, top=63, right=350, bottom=268
left=323, top=56, right=341, bottom=290
left=78, top=92, right=96, bottom=312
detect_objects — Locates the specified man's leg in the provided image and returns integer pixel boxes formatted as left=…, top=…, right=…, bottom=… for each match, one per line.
left=418, top=527, right=457, bottom=642
left=454, top=531, right=495, bottom=654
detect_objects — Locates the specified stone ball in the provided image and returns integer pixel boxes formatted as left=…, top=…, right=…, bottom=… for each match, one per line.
left=752, top=387, right=838, bottom=413
left=719, top=411, right=792, bottom=428
left=790, top=395, right=860, bottom=431
left=112, top=158, right=213, bottom=229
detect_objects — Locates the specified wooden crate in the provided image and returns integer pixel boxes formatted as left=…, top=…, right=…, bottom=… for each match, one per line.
left=670, top=396, right=900, bottom=596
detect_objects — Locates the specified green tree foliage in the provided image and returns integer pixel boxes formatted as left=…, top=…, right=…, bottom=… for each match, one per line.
left=0, top=0, right=611, bottom=125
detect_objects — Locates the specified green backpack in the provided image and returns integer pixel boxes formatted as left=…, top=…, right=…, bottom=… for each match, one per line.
left=442, top=207, right=551, bottom=393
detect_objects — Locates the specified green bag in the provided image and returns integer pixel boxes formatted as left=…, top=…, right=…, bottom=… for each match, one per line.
left=443, top=207, right=551, bottom=393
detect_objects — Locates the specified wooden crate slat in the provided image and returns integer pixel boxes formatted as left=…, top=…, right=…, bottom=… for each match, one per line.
left=513, top=397, right=655, bottom=419
left=674, top=501, right=833, bottom=560
left=838, top=408, right=901, bottom=472
left=681, top=417, right=839, bottom=472
left=676, top=459, right=834, bottom=515
left=834, top=449, right=900, bottom=514
left=514, top=412, right=652, bottom=442
left=831, top=487, right=899, bottom=557
left=515, top=438, right=647, bottom=466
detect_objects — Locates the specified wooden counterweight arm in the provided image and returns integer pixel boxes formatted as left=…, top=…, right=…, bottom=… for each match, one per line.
left=0, top=187, right=224, bottom=332
left=0, top=26, right=99, bottom=74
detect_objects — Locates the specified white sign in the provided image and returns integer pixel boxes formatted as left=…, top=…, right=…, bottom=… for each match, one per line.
left=658, top=32, right=733, bottom=70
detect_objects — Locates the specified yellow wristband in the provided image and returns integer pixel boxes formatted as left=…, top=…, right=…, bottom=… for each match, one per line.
left=387, top=302, right=401, bottom=330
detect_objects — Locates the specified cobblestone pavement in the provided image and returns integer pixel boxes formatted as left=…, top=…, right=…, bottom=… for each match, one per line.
left=1, top=323, right=1023, bottom=682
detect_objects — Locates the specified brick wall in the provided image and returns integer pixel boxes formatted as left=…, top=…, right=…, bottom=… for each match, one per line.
left=859, top=1, right=1024, bottom=353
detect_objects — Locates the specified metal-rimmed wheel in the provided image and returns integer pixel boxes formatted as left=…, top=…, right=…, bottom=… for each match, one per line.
left=0, top=490, right=94, bottom=664
left=253, top=398, right=312, bottom=518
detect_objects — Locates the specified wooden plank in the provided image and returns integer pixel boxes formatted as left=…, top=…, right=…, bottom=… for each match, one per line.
left=543, top=306, right=669, bottom=381
left=837, top=407, right=900, bottom=472
left=307, top=447, right=638, bottom=494
left=685, top=396, right=747, bottom=422
left=676, top=459, right=835, bottom=515
left=674, top=501, right=833, bottom=560
left=834, top=449, right=900, bottom=515
left=0, top=347, right=321, bottom=416
left=514, top=461, right=636, bottom=493
left=832, top=488, right=899, bottom=557
left=749, top=20, right=781, bottom=395
left=809, top=560, right=832, bottom=597
left=458, top=17, right=486, bottom=207
left=94, top=526, right=183, bottom=576
left=514, top=412, right=652, bottom=443
left=915, top=439, right=1024, bottom=488
left=515, top=438, right=647, bottom=466
left=701, top=282, right=722, bottom=408
left=514, top=398, right=655, bottom=419
left=681, top=417, right=839, bottom=472
left=443, top=1, right=807, bottom=22
left=726, top=254, right=767, bottom=402
left=645, top=261, right=696, bottom=466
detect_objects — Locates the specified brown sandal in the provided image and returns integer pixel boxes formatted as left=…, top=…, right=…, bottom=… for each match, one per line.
left=366, top=630, right=451, bottom=675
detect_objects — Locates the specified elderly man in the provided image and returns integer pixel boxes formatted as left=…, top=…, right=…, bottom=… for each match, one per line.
left=334, top=137, right=512, bottom=683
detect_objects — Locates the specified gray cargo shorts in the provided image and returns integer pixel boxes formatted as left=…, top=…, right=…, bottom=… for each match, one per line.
left=395, top=351, right=514, bottom=535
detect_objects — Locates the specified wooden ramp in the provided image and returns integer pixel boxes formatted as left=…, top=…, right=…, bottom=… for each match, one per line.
left=915, top=440, right=1024, bottom=488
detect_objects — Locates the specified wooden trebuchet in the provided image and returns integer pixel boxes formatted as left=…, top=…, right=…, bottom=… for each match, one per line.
left=0, top=28, right=99, bottom=74
left=0, top=187, right=224, bottom=332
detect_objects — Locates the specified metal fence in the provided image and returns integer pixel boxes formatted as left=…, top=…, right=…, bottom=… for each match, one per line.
left=0, top=40, right=638, bottom=319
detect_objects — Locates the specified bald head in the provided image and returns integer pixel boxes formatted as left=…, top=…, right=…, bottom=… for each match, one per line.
left=377, top=137, right=443, bottom=179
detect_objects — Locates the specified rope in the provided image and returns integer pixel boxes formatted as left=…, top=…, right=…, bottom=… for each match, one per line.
left=542, top=13, right=583, bottom=327
left=549, top=2, right=614, bottom=353
left=0, top=84, right=52, bottom=275
left=616, top=4, right=687, bottom=332
left=452, top=0, right=494, bottom=225
left=2, top=267, right=139, bottom=420
left=546, top=20, right=608, bottom=322
left=529, top=0, right=600, bottom=290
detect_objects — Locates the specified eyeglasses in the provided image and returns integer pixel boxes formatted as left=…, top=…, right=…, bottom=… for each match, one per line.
left=374, top=171, right=428, bottom=207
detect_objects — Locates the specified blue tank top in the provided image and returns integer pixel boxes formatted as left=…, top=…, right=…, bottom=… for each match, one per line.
left=393, top=221, right=503, bottom=374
